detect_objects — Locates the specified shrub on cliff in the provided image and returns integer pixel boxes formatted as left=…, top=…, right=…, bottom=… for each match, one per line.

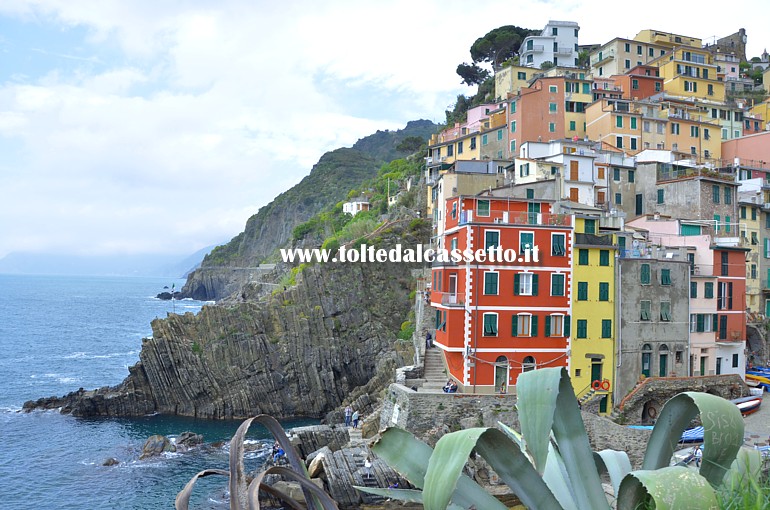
left=362, top=367, right=762, bottom=510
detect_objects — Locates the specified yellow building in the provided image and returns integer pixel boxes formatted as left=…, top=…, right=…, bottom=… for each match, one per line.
left=494, top=64, right=536, bottom=101
left=739, top=198, right=762, bottom=312
left=750, top=99, right=770, bottom=130
left=633, top=30, right=702, bottom=50
left=570, top=216, right=617, bottom=414
left=653, top=47, right=725, bottom=102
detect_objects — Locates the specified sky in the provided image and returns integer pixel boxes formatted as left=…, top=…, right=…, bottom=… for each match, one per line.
left=1, top=0, right=768, bottom=260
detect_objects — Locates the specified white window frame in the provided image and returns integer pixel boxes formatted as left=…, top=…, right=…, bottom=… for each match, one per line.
left=518, top=272, right=534, bottom=296
left=517, top=313, right=532, bottom=337
left=549, top=314, right=564, bottom=336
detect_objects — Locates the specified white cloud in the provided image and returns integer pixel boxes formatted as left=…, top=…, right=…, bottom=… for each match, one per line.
left=0, top=0, right=768, bottom=260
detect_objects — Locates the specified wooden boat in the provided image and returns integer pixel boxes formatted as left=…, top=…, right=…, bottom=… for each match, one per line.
left=745, top=373, right=770, bottom=391
left=731, top=395, right=762, bottom=416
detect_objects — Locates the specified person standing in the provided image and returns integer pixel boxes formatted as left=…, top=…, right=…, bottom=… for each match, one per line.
left=352, top=410, right=360, bottom=429
left=344, top=404, right=353, bottom=427
left=364, top=456, right=373, bottom=479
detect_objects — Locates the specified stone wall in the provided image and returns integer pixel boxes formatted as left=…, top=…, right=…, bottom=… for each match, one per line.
left=380, top=384, right=520, bottom=445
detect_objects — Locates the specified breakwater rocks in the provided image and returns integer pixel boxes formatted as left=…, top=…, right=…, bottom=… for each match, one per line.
left=24, top=255, right=417, bottom=419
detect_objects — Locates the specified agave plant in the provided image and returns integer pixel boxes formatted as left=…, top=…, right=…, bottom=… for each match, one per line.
left=359, top=367, right=762, bottom=510
left=176, top=414, right=340, bottom=510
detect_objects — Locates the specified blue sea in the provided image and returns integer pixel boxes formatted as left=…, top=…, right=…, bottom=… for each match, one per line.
left=0, top=274, right=313, bottom=509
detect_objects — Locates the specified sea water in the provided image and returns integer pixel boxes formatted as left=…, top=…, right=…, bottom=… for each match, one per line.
left=0, top=274, right=312, bottom=509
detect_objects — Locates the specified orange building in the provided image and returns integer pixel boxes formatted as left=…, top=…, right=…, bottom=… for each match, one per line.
left=613, top=65, right=663, bottom=100
left=430, top=195, right=573, bottom=394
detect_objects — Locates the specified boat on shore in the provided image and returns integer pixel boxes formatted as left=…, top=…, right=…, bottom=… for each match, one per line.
left=731, top=395, right=763, bottom=416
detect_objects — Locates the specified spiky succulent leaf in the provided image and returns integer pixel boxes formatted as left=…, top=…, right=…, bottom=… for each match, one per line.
left=617, top=466, right=718, bottom=510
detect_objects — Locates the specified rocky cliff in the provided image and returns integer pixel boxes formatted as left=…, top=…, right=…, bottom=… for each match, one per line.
left=182, top=120, right=435, bottom=301
left=24, top=221, right=427, bottom=419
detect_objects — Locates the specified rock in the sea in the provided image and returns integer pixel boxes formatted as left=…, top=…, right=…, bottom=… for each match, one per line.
left=102, top=458, right=119, bottom=466
left=140, top=434, right=176, bottom=459
left=176, top=431, right=203, bottom=449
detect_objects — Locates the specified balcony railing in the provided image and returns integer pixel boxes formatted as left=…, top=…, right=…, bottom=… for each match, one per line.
left=432, top=292, right=465, bottom=307
left=458, top=211, right=571, bottom=227
left=525, top=44, right=544, bottom=53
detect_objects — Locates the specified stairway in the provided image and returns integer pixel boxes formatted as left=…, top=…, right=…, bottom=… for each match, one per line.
left=419, top=347, right=449, bottom=392
left=348, top=425, right=364, bottom=446
left=578, top=388, right=597, bottom=406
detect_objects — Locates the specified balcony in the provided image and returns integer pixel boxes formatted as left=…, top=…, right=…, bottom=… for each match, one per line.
left=525, top=44, right=545, bottom=53
left=555, top=46, right=573, bottom=56
left=656, top=164, right=735, bottom=183
left=458, top=211, right=571, bottom=227
left=432, top=292, right=465, bottom=307
left=575, top=233, right=614, bottom=246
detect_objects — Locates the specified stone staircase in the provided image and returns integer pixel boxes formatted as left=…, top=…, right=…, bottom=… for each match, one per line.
left=348, top=425, right=365, bottom=446
left=419, top=347, right=448, bottom=392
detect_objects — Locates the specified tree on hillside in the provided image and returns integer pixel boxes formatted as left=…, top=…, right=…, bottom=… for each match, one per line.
left=468, top=25, right=538, bottom=69
left=456, top=62, right=490, bottom=86
left=395, top=136, right=425, bottom=154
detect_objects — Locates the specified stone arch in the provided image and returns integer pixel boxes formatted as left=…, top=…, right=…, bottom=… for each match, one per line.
left=642, top=400, right=661, bottom=424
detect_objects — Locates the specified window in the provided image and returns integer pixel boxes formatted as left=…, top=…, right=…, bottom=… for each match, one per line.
left=616, top=116, right=623, bottom=128
left=551, top=274, right=565, bottom=296
left=578, top=249, right=589, bottom=265
left=599, top=250, right=610, bottom=266
left=657, top=189, right=664, bottom=204
left=624, top=42, right=631, bottom=52
left=601, top=319, right=612, bottom=338
left=628, top=170, right=635, bottom=183
left=485, top=230, right=500, bottom=250
left=457, top=141, right=463, bottom=154
left=625, top=59, right=631, bottom=69
left=630, top=138, right=637, bottom=151
left=549, top=85, right=558, bottom=93
left=637, top=45, right=642, bottom=55
left=519, top=231, right=534, bottom=253
left=526, top=188, right=534, bottom=199
left=660, top=301, right=671, bottom=321
left=733, top=354, right=739, bottom=368
left=517, top=71, right=527, bottom=80
left=552, top=234, right=566, bottom=256
left=640, top=263, right=651, bottom=284
left=511, top=121, right=516, bottom=133
left=712, top=185, right=720, bottom=203
left=435, top=309, right=447, bottom=331
left=630, top=117, right=637, bottom=130
left=569, top=120, right=576, bottom=131
left=484, top=272, right=499, bottom=295
left=661, top=268, right=671, bottom=285
left=690, top=281, right=697, bottom=298
left=721, top=252, right=729, bottom=276
left=483, top=313, right=498, bottom=336
left=497, top=129, right=503, bottom=140
left=752, top=232, right=759, bottom=245
left=704, top=282, right=714, bottom=298
left=641, top=300, right=651, bottom=321
left=477, top=200, right=490, bottom=216
left=714, top=214, right=721, bottom=232
left=546, top=315, right=564, bottom=337
left=616, top=136, right=623, bottom=149
left=549, top=102, right=557, bottom=112
left=549, top=122, right=556, bottom=133
left=613, top=167, right=621, bottom=181
left=615, top=192, right=622, bottom=205
left=690, top=126, right=699, bottom=137
left=482, top=134, right=488, bottom=145
left=671, top=123, right=680, bottom=135
left=510, top=140, right=516, bottom=153
left=577, top=281, right=588, bottom=301
left=514, top=272, right=537, bottom=296
left=725, top=216, right=731, bottom=233
left=584, top=219, right=596, bottom=234
left=470, top=137, right=477, bottom=149
left=512, top=314, right=535, bottom=337
left=740, top=206, right=747, bottom=219
left=576, top=319, right=587, bottom=338
left=599, top=282, right=609, bottom=301
left=724, top=188, right=732, bottom=205
left=632, top=78, right=639, bottom=89
left=655, top=82, right=661, bottom=92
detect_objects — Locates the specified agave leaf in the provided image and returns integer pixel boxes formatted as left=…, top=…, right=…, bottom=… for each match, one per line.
left=594, top=449, right=632, bottom=499
left=518, top=367, right=610, bottom=510
left=423, top=427, right=560, bottom=510
left=230, top=415, right=320, bottom=510
left=643, top=392, right=743, bottom=486
left=722, top=447, right=763, bottom=492
left=373, top=427, right=507, bottom=510
left=354, top=487, right=424, bottom=502
left=617, top=466, right=718, bottom=510
left=245, top=466, right=339, bottom=510
left=175, top=469, right=229, bottom=510
left=541, top=442, right=578, bottom=510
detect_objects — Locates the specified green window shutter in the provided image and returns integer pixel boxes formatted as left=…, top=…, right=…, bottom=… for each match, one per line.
left=712, top=314, right=719, bottom=332
left=578, top=249, right=589, bottom=265
left=690, top=282, right=697, bottom=298
left=564, top=315, right=571, bottom=337
left=544, top=316, right=551, bottom=337
left=640, top=263, right=650, bottom=284
left=696, top=314, right=705, bottom=332
left=531, top=315, right=538, bottom=337
left=577, top=281, right=587, bottom=300
left=661, top=269, right=671, bottom=285
left=513, top=273, right=520, bottom=295
left=601, top=319, right=611, bottom=338
left=599, top=282, right=609, bottom=301
left=599, top=250, right=609, bottom=266
left=704, top=282, right=714, bottom=298
left=532, top=274, right=539, bottom=296
left=511, top=315, right=518, bottom=337
left=435, top=309, right=441, bottom=329
left=577, top=319, right=587, bottom=338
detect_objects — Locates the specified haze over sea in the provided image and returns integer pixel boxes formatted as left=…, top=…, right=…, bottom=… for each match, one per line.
left=0, top=274, right=311, bottom=509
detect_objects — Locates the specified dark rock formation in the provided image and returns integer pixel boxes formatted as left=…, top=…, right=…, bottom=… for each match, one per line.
left=140, top=434, right=175, bottom=459
left=24, top=229, right=421, bottom=419
left=177, top=431, right=204, bottom=450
